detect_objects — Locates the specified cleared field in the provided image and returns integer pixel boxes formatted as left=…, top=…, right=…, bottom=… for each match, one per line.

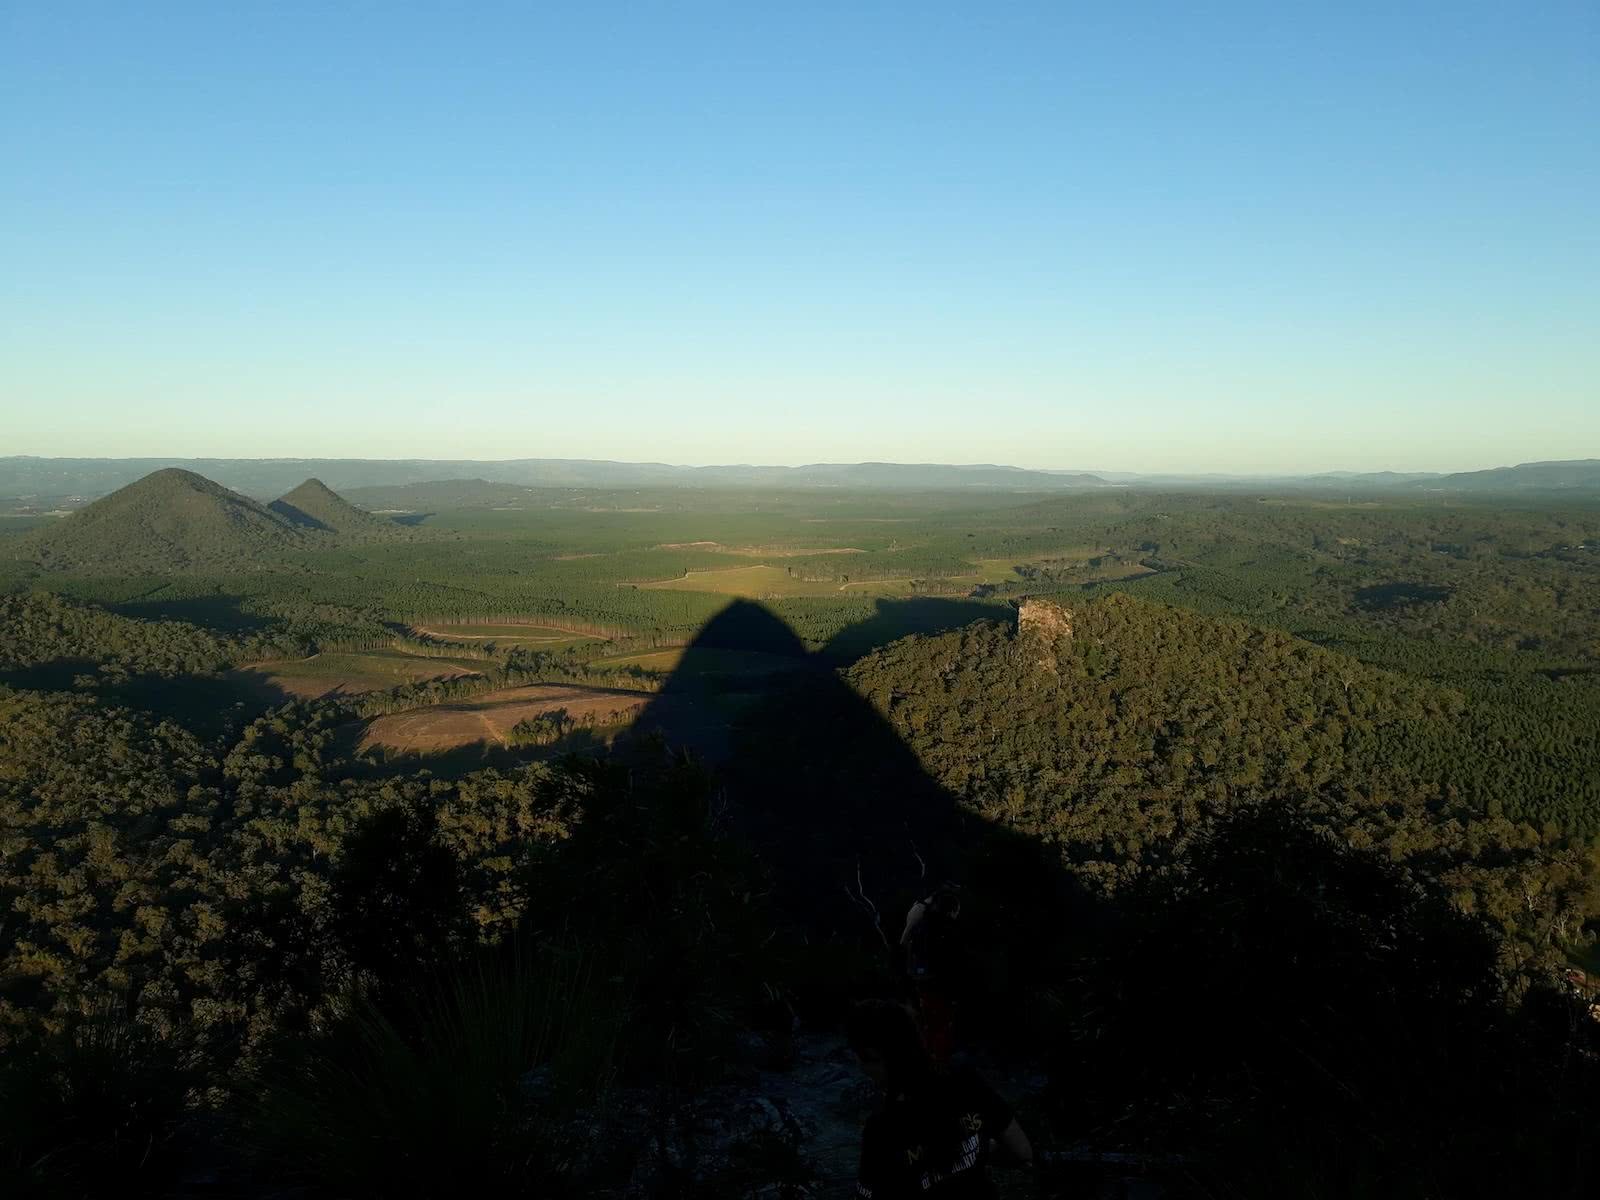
left=969, top=549, right=1153, bottom=584
left=589, top=647, right=815, bottom=675
left=637, top=564, right=929, bottom=598
left=1080, top=562, right=1159, bottom=583
left=837, top=577, right=950, bottom=595
left=970, top=549, right=1101, bottom=577
left=356, top=683, right=652, bottom=753
left=590, top=648, right=689, bottom=671
left=229, top=648, right=484, bottom=701
left=656, top=541, right=865, bottom=556
left=415, top=621, right=601, bottom=647
left=639, top=565, right=842, bottom=597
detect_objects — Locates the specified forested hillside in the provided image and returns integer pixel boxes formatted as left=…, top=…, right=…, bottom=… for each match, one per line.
left=14, top=470, right=405, bottom=574
left=2, top=484, right=1598, bottom=1196
left=0, top=592, right=235, bottom=676
left=16, top=469, right=302, bottom=572
left=847, top=595, right=1599, bottom=966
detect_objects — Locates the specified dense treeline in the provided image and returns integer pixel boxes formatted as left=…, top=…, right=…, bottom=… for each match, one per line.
left=0, top=678, right=639, bottom=1053
left=0, top=672, right=781, bottom=1194
left=846, top=594, right=1600, bottom=974
left=3, top=485, right=1599, bottom=1194
left=0, top=592, right=311, bottom=681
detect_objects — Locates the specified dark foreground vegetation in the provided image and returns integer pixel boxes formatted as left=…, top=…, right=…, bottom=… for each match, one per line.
left=2, top=475, right=1598, bottom=1197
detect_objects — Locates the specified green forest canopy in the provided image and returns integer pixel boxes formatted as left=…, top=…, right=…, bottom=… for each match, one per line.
left=2, top=477, right=1598, bottom=1195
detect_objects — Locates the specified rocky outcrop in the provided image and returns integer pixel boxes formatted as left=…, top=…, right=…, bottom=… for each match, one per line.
left=1018, top=598, right=1073, bottom=640
left=1016, top=598, right=1073, bottom=671
left=529, top=1031, right=1047, bottom=1197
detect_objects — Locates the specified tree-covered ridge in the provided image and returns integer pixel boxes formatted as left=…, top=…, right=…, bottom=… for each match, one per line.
left=0, top=593, right=328, bottom=691
left=0, top=592, right=235, bottom=675
left=0, top=685, right=586, bottom=1046
left=845, top=594, right=1599, bottom=964
left=1, top=585, right=1596, bottom=1193
left=0, top=674, right=777, bottom=1195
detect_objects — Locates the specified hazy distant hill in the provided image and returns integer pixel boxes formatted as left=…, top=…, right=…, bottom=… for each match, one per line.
left=8, top=454, right=1597, bottom=499
left=1422, top=459, right=1600, bottom=491
left=341, top=479, right=547, bottom=511
left=779, top=462, right=1107, bottom=488
left=0, top=456, right=1109, bottom=498
left=1313, top=470, right=1443, bottom=485
left=17, top=469, right=304, bottom=572
left=268, top=478, right=401, bottom=537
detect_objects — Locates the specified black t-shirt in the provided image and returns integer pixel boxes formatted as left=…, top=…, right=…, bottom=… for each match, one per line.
left=855, top=1066, right=1014, bottom=1199
left=905, top=910, right=960, bottom=981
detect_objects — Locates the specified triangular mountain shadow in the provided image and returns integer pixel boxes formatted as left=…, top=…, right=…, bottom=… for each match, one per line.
left=559, top=599, right=1600, bottom=1189
left=684, top=597, right=810, bottom=656
left=625, top=599, right=823, bottom=762
left=266, top=498, right=332, bottom=530
left=622, top=599, right=1078, bottom=975
left=819, top=595, right=1005, bottom=663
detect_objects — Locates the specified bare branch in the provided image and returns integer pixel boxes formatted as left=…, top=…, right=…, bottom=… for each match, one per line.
left=843, top=858, right=891, bottom=951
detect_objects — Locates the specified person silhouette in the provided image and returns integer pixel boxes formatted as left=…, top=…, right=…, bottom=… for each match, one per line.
left=848, top=1000, right=1032, bottom=1199
left=900, top=882, right=963, bottom=1062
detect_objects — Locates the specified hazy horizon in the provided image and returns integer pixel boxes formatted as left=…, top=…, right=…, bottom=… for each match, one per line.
left=4, top=3, right=1596, bottom=472
left=2, top=448, right=1595, bottom=481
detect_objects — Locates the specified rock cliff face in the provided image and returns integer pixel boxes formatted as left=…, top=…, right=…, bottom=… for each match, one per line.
left=1017, top=598, right=1073, bottom=642
left=1016, top=598, right=1072, bottom=671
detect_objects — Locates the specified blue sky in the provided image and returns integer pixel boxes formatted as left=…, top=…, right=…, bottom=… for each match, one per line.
left=2, top=1, right=1595, bottom=472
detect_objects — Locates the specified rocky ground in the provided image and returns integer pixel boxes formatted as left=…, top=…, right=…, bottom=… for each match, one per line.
left=592, top=1031, right=1060, bottom=1198
left=168, top=1031, right=1181, bottom=1198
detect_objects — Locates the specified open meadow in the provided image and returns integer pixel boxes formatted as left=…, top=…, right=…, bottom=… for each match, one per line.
left=228, top=646, right=487, bottom=701
left=355, top=682, right=653, bottom=753
left=410, top=620, right=604, bottom=649
left=637, top=563, right=930, bottom=598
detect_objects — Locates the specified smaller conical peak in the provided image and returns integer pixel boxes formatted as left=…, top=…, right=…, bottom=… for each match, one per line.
left=283, top=478, right=340, bottom=499
left=269, top=477, right=390, bottom=534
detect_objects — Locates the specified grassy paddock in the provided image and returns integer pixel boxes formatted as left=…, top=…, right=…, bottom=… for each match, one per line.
left=229, top=647, right=486, bottom=700
left=637, top=564, right=853, bottom=597
left=355, top=683, right=653, bottom=753
left=637, top=563, right=982, bottom=599
left=588, top=646, right=816, bottom=675
left=414, top=621, right=602, bottom=647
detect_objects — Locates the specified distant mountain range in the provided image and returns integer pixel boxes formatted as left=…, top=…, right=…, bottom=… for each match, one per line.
left=1408, top=460, right=1600, bottom=491
left=1, top=456, right=1596, bottom=502
left=14, top=470, right=405, bottom=572
left=0, top=457, right=1110, bottom=498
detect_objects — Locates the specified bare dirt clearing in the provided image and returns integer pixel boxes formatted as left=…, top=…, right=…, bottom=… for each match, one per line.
left=655, top=541, right=865, bottom=556
left=357, top=683, right=653, bottom=753
left=637, top=564, right=917, bottom=598
left=589, top=647, right=816, bottom=675
left=228, top=649, right=483, bottom=701
left=414, top=621, right=598, bottom=646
